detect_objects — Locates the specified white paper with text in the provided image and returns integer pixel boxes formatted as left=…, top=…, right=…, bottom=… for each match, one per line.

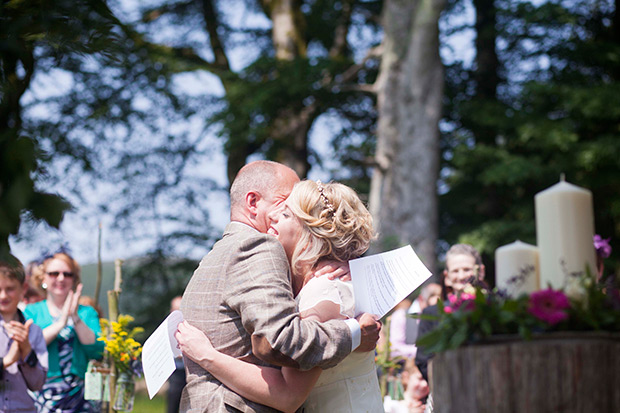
left=350, top=245, right=432, bottom=318
left=142, top=310, right=184, bottom=399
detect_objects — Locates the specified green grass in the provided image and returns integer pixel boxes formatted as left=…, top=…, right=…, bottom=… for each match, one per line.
left=132, top=390, right=167, bottom=413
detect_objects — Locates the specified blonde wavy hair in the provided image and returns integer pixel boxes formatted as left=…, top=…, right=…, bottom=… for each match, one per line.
left=31, top=252, right=82, bottom=295
left=287, top=180, right=374, bottom=277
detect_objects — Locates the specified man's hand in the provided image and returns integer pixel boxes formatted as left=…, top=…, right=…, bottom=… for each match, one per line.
left=313, top=260, right=351, bottom=281
left=355, top=313, right=381, bottom=352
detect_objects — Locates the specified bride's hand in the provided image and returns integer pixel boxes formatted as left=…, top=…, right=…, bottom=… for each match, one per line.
left=175, top=321, right=216, bottom=366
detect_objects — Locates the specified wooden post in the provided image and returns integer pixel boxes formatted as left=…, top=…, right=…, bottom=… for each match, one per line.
left=107, top=258, right=124, bottom=413
left=113, top=258, right=123, bottom=293
left=94, top=223, right=103, bottom=307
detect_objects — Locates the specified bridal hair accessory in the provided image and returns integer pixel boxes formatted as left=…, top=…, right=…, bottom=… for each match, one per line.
left=316, top=180, right=336, bottom=214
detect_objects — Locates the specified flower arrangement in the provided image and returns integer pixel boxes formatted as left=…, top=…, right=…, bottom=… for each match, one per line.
left=417, top=238, right=620, bottom=354
left=99, top=314, right=144, bottom=377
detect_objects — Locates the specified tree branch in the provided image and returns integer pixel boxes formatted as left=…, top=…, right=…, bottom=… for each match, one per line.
left=201, top=0, right=231, bottom=71
left=322, top=44, right=382, bottom=93
left=329, top=0, right=354, bottom=57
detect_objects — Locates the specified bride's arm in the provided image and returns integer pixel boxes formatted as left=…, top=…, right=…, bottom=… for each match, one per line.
left=175, top=301, right=345, bottom=413
left=175, top=321, right=321, bottom=413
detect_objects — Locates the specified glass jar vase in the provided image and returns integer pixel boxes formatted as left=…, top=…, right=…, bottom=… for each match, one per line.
left=113, top=372, right=135, bottom=411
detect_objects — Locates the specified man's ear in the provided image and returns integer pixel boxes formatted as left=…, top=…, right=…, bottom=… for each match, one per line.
left=246, top=192, right=260, bottom=216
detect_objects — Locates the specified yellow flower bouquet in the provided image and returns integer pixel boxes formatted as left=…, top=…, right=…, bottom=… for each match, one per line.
left=99, top=314, right=144, bottom=411
left=99, top=314, right=144, bottom=377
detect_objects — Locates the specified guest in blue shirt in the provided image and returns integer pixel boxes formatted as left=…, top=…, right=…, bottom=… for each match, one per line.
left=0, top=257, right=48, bottom=413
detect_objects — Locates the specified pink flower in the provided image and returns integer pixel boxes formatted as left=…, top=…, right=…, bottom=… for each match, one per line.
left=528, top=289, right=571, bottom=325
left=447, top=294, right=457, bottom=305
left=444, top=293, right=476, bottom=313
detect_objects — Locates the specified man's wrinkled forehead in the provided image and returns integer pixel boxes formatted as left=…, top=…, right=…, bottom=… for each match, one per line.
left=273, top=171, right=299, bottom=200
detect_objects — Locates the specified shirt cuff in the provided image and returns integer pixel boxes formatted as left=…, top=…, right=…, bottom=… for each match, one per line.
left=24, top=350, right=39, bottom=367
left=344, top=318, right=361, bottom=352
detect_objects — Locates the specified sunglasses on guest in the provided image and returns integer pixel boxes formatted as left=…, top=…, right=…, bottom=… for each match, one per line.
left=46, top=271, right=75, bottom=278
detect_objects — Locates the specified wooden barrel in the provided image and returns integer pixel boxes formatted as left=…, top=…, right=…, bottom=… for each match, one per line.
left=430, top=332, right=619, bottom=413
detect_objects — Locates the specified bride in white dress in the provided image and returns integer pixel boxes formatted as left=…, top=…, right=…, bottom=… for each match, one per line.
left=176, top=180, right=384, bottom=413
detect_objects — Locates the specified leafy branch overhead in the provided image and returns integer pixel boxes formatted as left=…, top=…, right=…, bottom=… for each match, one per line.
left=0, top=0, right=123, bottom=258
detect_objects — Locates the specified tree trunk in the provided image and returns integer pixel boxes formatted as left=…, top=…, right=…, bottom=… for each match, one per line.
left=265, top=0, right=313, bottom=178
left=267, top=0, right=306, bottom=60
left=472, top=0, right=499, bottom=102
left=369, top=0, right=445, bottom=273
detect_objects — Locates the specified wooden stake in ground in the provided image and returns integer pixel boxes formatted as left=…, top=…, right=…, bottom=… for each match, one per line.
left=107, top=258, right=124, bottom=413
left=94, top=222, right=103, bottom=307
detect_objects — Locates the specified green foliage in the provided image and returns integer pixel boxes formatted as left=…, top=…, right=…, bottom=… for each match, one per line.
left=5, top=0, right=225, bottom=257
left=0, top=0, right=124, bottom=258
left=217, top=52, right=377, bottom=171
left=440, top=0, right=620, bottom=278
left=0, top=133, right=72, bottom=259
left=417, top=270, right=620, bottom=353
left=5, top=0, right=381, bottom=259
left=119, top=250, right=198, bottom=337
left=416, top=289, right=538, bottom=353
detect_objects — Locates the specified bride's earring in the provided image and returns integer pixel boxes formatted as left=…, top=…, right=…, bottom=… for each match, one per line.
left=42, top=282, right=48, bottom=290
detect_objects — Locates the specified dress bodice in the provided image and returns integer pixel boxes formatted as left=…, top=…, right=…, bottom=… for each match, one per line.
left=296, top=277, right=385, bottom=413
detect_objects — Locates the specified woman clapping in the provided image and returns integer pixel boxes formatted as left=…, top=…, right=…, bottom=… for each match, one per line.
left=25, top=252, right=104, bottom=412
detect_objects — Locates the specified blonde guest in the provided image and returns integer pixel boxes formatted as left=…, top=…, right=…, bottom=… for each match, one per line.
left=25, top=252, right=104, bottom=412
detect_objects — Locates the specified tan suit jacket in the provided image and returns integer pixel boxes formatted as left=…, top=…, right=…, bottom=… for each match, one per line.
left=180, top=222, right=352, bottom=412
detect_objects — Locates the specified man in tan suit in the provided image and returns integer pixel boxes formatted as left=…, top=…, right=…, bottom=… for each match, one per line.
left=180, top=160, right=381, bottom=412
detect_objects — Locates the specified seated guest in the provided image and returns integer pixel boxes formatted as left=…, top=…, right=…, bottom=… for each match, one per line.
left=0, top=257, right=48, bottom=412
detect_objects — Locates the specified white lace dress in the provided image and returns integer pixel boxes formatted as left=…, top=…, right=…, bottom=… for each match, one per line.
left=296, top=276, right=385, bottom=413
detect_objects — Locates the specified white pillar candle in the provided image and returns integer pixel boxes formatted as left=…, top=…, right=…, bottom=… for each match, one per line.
left=495, top=240, right=540, bottom=296
left=534, top=177, right=597, bottom=289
